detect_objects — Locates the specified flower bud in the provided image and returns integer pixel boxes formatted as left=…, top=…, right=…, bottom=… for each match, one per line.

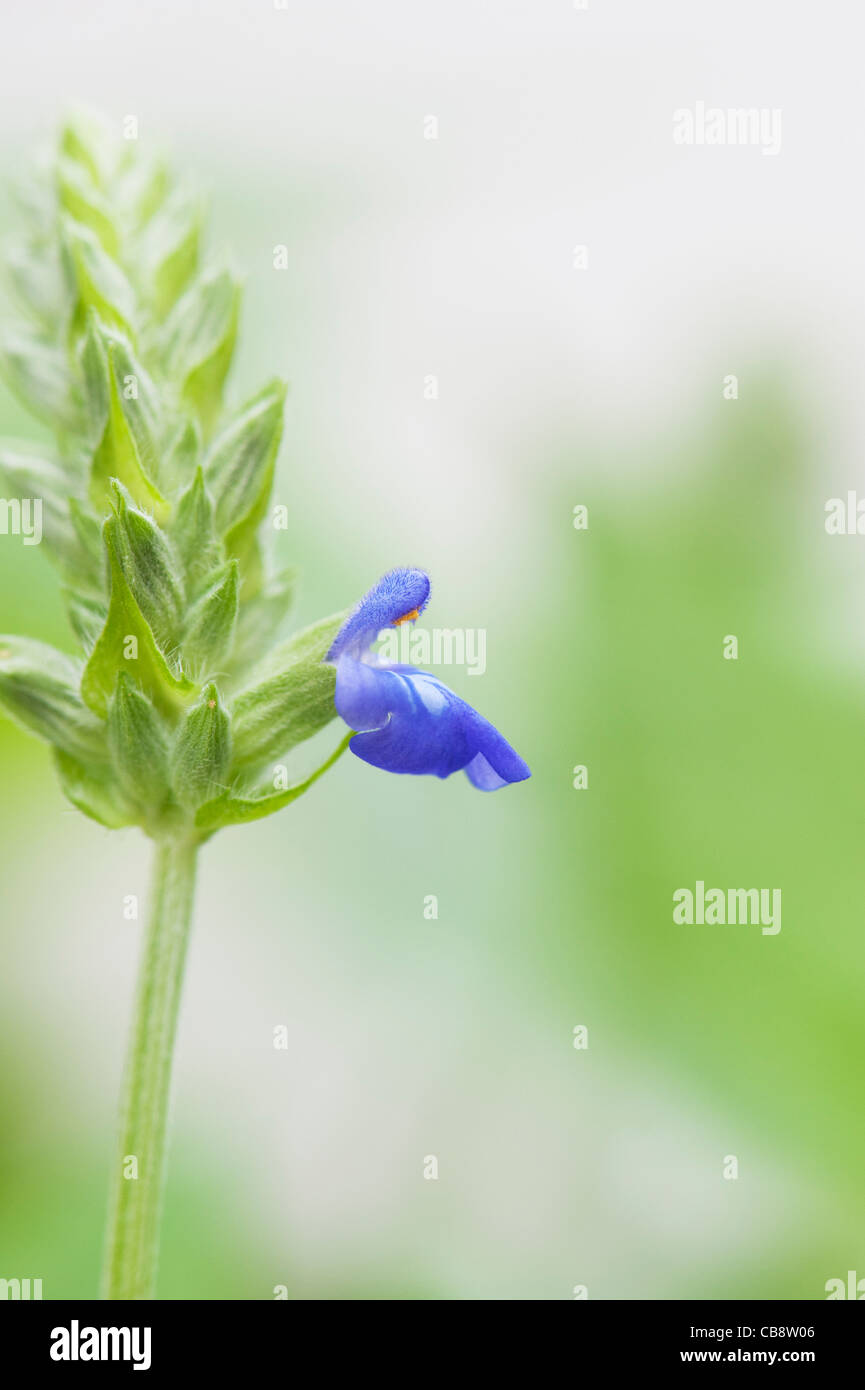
left=170, top=683, right=231, bottom=809
left=63, top=216, right=137, bottom=340
left=138, top=187, right=201, bottom=319
left=170, top=466, right=223, bottom=594
left=183, top=560, right=239, bottom=674
left=82, top=316, right=166, bottom=517
left=81, top=520, right=195, bottom=719
left=107, top=672, right=171, bottom=814
left=204, top=379, right=285, bottom=574
left=162, top=266, right=241, bottom=433
left=109, top=483, right=184, bottom=650
left=229, top=612, right=343, bottom=772
left=58, top=156, right=119, bottom=257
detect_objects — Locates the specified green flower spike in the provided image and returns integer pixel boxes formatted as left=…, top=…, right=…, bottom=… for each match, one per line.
left=0, top=112, right=351, bottom=1300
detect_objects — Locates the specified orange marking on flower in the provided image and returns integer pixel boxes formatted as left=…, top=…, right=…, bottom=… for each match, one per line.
left=393, top=608, right=420, bottom=627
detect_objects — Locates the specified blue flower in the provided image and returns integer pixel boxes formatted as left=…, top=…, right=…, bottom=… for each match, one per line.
left=327, top=568, right=531, bottom=790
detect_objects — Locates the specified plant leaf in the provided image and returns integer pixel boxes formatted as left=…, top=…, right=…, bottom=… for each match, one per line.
left=0, top=635, right=107, bottom=761
left=60, top=110, right=118, bottom=190
left=53, top=748, right=135, bottom=828
left=229, top=565, right=296, bottom=669
left=83, top=319, right=167, bottom=518
left=229, top=610, right=344, bottom=772
left=170, top=466, right=224, bottom=594
left=64, top=590, right=108, bottom=649
left=138, top=188, right=201, bottom=319
left=63, top=218, right=137, bottom=340
left=0, top=446, right=91, bottom=575
left=160, top=416, right=201, bottom=494
left=0, top=330, right=80, bottom=429
left=81, top=521, right=196, bottom=719
left=195, top=732, right=351, bottom=832
left=162, top=267, right=241, bottom=434
left=109, top=483, right=184, bottom=649
left=107, top=671, right=171, bottom=813
left=6, top=242, right=71, bottom=327
left=57, top=158, right=119, bottom=256
left=204, top=379, right=286, bottom=573
left=182, top=560, right=239, bottom=673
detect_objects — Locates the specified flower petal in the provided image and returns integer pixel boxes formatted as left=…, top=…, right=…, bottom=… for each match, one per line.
left=327, top=568, right=431, bottom=660
left=337, top=661, right=530, bottom=787
left=332, top=652, right=398, bottom=730
left=460, top=705, right=532, bottom=789
left=464, top=753, right=511, bottom=791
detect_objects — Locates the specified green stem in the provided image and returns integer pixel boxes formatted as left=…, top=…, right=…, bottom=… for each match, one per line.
left=101, top=837, right=198, bottom=1300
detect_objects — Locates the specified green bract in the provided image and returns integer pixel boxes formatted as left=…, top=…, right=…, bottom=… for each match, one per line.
left=0, top=112, right=347, bottom=841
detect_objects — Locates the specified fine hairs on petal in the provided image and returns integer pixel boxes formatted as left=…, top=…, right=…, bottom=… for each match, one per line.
left=326, top=567, right=431, bottom=661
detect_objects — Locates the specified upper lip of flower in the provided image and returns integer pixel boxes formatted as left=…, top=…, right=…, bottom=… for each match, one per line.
left=326, top=568, right=531, bottom=791
left=326, top=567, right=432, bottom=662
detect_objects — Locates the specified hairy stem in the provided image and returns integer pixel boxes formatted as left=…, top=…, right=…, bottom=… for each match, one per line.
left=101, top=837, right=198, bottom=1300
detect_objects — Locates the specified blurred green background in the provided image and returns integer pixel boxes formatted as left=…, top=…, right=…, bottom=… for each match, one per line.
left=1, top=0, right=864, bottom=1300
